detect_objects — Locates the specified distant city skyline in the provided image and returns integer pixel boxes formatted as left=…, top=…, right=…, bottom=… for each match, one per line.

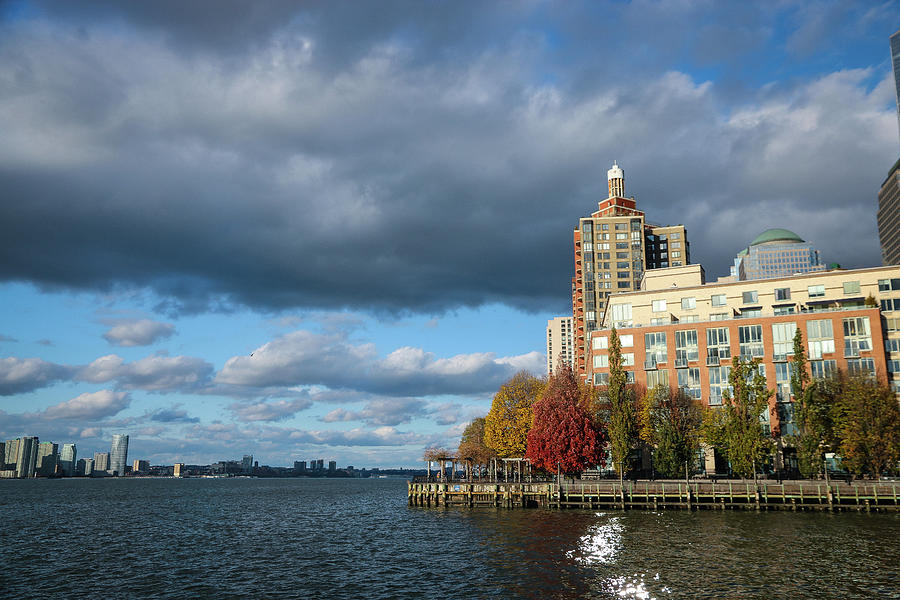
left=0, top=2, right=898, bottom=467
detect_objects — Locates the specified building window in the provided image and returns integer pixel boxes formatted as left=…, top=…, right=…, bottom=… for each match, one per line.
left=681, top=297, right=696, bottom=310
left=740, top=309, right=762, bottom=318
left=878, top=278, right=900, bottom=291
left=594, top=372, right=608, bottom=385
left=611, top=304, right=632, bottom=326
left=675, top=330, right=699, bottom=364
left=652, top=299, right=667, bottom=312
left=885, top=338, right=900, bottom=353
left=706, top=327, right=731, bottom=363
left=593, top=355, right=608, bottom=369
left=592, top=336, right=608, bottom=350
left=888, top=359, right=900, bottom=373
left=617, top=272, right=630, bottom=279
left=711, top=294, right=727, bottom=307
left=615, top=223, right=627, bottom=231
left=622, top=353, right=635, bottom=366
left=843, top=281, right=860, bottom=295
left=672, top=251, right=681, bottom=258
left=646, top=369, right=669, bottom=388
left=810, top=360, right=837, bottom=379
left=742, top=291, right=758, bottom=304
left=808, top=284, right=825, bottom=298
left=670, top=232, right=681, bottom=240
left=842, top=317, right=871, bottom=357
left=846, top=358, right=875, bottom=377
left=774, top=306, right=795, bottom=316
left=881, top=299, right=899, bottom=312
left=644, top=331, right=668, bottom=365
left=710, top=312, right=730, bottom=321
left=618, top=282, right=632, bottom=289
left=806, top=319, right=835, bottom=359
left=677, top=368, right=702, bottom=399
left=774, top=288, right=791, bottom=301
left=708, top=365, right=732, bottom=406
left=671, top=241, right=681, bottom=249
left=620, top=334, right=634, bottom=347
left=774, top=362, right=792, bottom=403
left=616, top=233, right=628, bottom=240
left=886, top=317, right=900, bottom=332
left=681, top=315, right=699, bottom=323
left=738, top=324, right=764, bottom=358
left=771, top=322, right=796, bottom=360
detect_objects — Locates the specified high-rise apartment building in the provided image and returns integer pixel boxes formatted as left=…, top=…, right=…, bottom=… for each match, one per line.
left=546, top=316, right=574, bottom=375
left=879, top=159, right=900, bottom=266
left=109, top=434, right=129, bottom=476
left=15, top=436, right=39, bottom=478
left=729, top=228, right=826, bottom=280
left=60, top=443, right=77, bottom=477
left=572, top=162, right=689, bottom=378
left=891, top=28, right=900, bottom=137
left=242, top=455, right=253, bottom=474
left=133, top=459, right=150, bottom=473
left=36, top=442, right=58, bottom=476
left=93, top=451, right=110, bottom=474
left=588, top=263, right=900, bottom=471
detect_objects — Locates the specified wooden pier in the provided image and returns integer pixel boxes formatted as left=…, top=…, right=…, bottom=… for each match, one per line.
left=408, top=479, right=900, bottom=512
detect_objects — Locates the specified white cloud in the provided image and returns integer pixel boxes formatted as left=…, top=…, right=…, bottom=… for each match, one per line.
left=80, top=354, right=213, bottom=391
left=0, top=357, right=73, bottom=395
left=102, top=318, right=175, bottom=346
left=43, top=390, right=130, bottom=420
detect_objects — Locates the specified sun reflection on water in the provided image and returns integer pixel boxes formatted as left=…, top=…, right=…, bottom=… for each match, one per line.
left=566, top=513, right=623, bottom=565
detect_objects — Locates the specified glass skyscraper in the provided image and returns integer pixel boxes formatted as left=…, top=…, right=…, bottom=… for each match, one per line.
left=109, top=434, right=129, bottom=476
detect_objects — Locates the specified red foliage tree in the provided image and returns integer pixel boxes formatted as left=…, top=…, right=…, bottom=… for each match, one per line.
left=526, top=363, right=603, bottom=476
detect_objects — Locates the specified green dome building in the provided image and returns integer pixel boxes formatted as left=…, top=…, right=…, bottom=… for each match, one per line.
left=730, top=228, right=826, bottom=280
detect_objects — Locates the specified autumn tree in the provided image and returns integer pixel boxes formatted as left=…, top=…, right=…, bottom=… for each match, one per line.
left=702, top=357, right=774, bottom=479
left=457, top=417, right=496, bottom=479
left=638, top=385, right=703, bottom=479
left=786, top=327, right=836, bottom=478
left=832, top=375, right=900, bottom=477
left=607, top=328, right=637, bottom=483
left=526, top=362, right=603, bottom=477
left=484, top=371, right=546, bottom=458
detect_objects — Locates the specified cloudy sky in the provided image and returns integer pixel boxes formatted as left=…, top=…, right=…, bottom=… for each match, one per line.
left=1, top=1, right=898, bottom=468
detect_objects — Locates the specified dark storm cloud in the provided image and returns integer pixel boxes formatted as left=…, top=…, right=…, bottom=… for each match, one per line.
left=0, top=2, right=895, bottom=316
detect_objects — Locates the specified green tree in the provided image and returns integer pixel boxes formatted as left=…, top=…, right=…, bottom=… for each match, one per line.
left=639, top=385, right=703, bottom=479
left=702, top=357, right=774, bottom=479
left=526, top=363, right=602, bottom=477
left=457, top=417, right=496, bottom=479
left=787, top=327, right=822, bottom=478
left=484, top=371, right=545, bottom=458
left=832, top=375, right=900, bottom=477
left=607, top=328, right=637, bottom=483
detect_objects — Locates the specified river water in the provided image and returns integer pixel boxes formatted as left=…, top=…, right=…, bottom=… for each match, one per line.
left=1, top=477, right=898, bottom=599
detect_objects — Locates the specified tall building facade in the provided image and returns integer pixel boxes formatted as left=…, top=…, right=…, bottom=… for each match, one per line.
left=891, top=28, right=900, bottom=138
left=588, top=264, right=900, bottom=470
left=36, top=442, right=58, bottom=477
left=879, top=159, right=900, bottom=266
left=546, top=316, right=574, bottom=375
left=572, top=162, right=689, bottom=378
left=729, top=228, right=826, bottom=280
left=93, top=451, right=110, bottom=474
left=109, top=434, right=129, bottom=476
left=60, top=443, right=77, bottom=477
left=15, top=436, right=39, bottom=478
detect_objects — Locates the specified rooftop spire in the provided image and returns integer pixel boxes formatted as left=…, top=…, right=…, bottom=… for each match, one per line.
left=607, top=161, right=625, bottom=198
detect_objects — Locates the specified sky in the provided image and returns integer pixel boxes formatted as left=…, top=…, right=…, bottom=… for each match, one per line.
left=1, top=1, right=898, bottom=468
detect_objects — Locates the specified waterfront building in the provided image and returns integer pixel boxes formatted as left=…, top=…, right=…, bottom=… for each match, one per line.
left=588, top=264, right=900, bottom=470
left=729, top=229, right=826, bottom=281
left=242, top=455, right=253, bottom=474
left=572, top=162, right=689, bottom=378
left=328, top=461, right=337, bottom=472
left=36, top=442, right=58, bottom=477
left=294, top=461, right=307, bottom=472
left=173, top=463, right=184, bottom=477
left=60, top=443, right=77, bottom=477
left=879, top=159, right=900, bottom=266
left=546, top=316, right=574, bottom=376
left=4, top=438, right=18, bottom=470
left=15, top=436, right=39, bottom=478
left=93, top=451, right=110, bottom=474
left=133, top=459, right=150, bottom=474
left=82, top=458, right=94, bottom=476
left=109, top=434, right=129, bottom=476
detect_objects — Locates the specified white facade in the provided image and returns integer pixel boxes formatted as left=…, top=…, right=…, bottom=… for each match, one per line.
left=109, top=434, right=129, bottom=476
left=546, top=316, right=574, bottom=375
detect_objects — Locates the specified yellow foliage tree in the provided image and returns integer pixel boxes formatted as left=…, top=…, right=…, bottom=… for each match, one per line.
left=484, top=371, right=546, bottom=457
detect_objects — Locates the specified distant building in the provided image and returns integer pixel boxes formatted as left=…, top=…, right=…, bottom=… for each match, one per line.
left=572, top=162, right=690, bottom=378
left=93, top=452, right=110, bottom=474
left=132, top=459, right=150, bottom=474
left=242, top=455, right=253, bottom=474
left=15, top=436, right=39, bottom=478
left=36, top=442, right=58, bottom=477
left=879, top=159, right=900, bottom=266
left=109, top=434, right=129, bottom=476
left=60, top=443, right=77, bottom=477
left=81, top=458, right=94, bottom=477
left=546, top=316, right=574, bottom=376
left=328, top=461, right=336, bottom=472
left=173, top=463, right=184, bottom=477
left=2, top=438, right=16, bottom=469
left=729, top=229, right=826, bottom=281
left=891, top=28, right=900, bottom=137
left=294, top=461, right=307, bottom=472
